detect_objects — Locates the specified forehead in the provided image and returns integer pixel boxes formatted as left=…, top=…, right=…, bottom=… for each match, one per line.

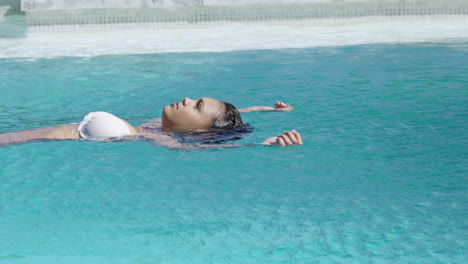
left=201, top=97, right=223, bottom=114
left=201, top=97, right=219, bottom=103
left=201, top=97, right=221, bottom=107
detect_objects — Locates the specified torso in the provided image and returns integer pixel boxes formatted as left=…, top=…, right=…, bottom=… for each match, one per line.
left=0, top=117, right=172, bottom=146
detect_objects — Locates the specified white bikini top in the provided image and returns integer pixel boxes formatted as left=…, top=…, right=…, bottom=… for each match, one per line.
left=78, top=111, right=131, bottom=139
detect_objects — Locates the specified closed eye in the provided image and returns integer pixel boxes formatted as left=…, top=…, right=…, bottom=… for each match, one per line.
left=196, top=99, right=204, bottom=111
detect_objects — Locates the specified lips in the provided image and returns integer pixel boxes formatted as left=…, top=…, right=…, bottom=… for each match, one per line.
left=171, top=102, right=180, bottom=109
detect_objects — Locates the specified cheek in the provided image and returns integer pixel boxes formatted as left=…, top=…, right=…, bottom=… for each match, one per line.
left=181, top=108, right=196, bottom=118
left=181, top=111, right=213, bottom=128
left=174, top=109, right=199, bottom=125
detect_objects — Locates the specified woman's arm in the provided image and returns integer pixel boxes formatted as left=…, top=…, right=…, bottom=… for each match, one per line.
left=239, top=101, right=294, bottom=113
left=197, top=130, right=302, bottom=149
left=140, top=130, right=302, bottom=150
left=0, top=124, right=81, bottom=146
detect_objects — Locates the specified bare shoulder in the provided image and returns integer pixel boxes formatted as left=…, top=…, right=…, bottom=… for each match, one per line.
left=118, top=118, right=140, bottom=135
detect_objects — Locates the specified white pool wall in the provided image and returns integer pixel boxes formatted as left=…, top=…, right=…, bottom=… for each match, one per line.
left=2, top=15, right=468, bottom=58
left=1, top=0, right=468, bottom=58
left=17, top=0, right=468, bottom=27
left=20, top=1, right=390, bottom=11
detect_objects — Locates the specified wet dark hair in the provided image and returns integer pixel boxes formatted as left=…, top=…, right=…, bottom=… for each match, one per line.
left=210, top=102, right=243, bottom=129
left=175, top=124, right=255, bottom=145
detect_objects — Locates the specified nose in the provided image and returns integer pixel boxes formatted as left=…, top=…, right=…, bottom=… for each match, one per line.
left=183, top=97, right=191, bottom=106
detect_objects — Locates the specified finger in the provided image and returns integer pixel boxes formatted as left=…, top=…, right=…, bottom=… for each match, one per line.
left=285, top=131, right=298, bottom=144
left=275, top=101, right=289, bottom=108
left=276, top=137, right=285, bottom=146
left=281, top=134, right=293, bottom=145
left=292, top=130, right=303, bottom=145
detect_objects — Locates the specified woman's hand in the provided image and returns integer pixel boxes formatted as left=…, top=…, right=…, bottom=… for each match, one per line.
left=262, top=130, right=303, bottom=146
left=275, top=101, right=295, bottom=111
left=238, top=101, right=294, bottom=113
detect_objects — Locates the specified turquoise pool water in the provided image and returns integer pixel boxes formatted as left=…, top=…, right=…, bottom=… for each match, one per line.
left=0, top=43, right=467, bottom=263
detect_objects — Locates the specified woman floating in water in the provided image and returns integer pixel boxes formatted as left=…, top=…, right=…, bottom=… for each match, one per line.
left=0, top=98, right=302, bottom=149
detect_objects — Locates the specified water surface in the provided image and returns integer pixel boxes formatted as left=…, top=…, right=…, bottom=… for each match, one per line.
left=0, top=43, right=467, bottom=263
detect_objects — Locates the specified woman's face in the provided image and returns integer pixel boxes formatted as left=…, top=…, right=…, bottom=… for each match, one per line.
left=162, top=97, right=223, bottom=131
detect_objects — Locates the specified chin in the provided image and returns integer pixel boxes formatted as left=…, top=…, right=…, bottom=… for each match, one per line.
left=161, top=107, right=170, bottom=130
